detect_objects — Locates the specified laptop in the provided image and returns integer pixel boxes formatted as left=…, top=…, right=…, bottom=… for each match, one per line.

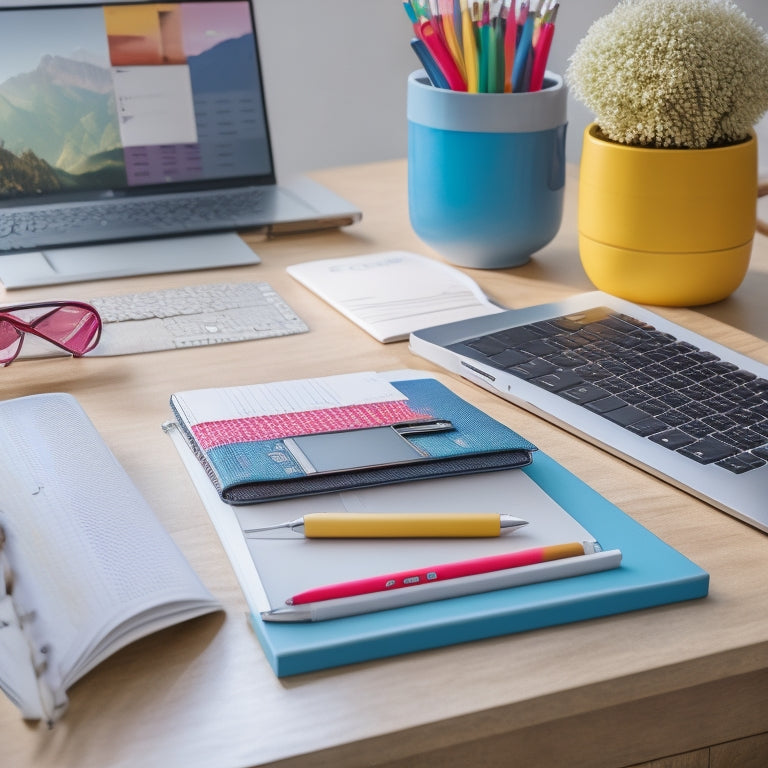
left=0, top=0, right=361, bottom=288
left=410, top=291, right=768, bottom=534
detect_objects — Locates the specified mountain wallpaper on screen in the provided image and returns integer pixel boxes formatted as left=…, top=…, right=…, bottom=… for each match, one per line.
left=0, top=28, right=260, bottom=198
left=0, top=54, right=127, bottom=197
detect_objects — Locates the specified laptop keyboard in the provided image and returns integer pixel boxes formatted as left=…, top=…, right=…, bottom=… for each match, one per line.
left=88, top=282, right=308, bottom=356
left=452, top=306, right=768, bottom=475
left=0, top=188, right=264, bottom=251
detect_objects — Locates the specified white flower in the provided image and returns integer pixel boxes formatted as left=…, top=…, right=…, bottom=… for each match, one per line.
left=565, top=0, right=768, bottom=148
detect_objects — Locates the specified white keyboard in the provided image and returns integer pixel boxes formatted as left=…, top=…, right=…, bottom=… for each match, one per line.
left=88, top=282, right=308, bottom=356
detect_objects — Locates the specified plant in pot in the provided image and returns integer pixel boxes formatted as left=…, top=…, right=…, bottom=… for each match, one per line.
left=566, top=0, right=768, bottom=306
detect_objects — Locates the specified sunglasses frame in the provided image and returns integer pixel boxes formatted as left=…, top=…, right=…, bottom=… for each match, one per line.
left=0, top=300, right=102, bottom=366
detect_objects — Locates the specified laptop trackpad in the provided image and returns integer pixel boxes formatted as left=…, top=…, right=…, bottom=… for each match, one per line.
left=0, top=233, right=260, bottom=289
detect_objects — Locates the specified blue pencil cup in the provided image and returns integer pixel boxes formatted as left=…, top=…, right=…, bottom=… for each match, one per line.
left=407, top=70, right=567, bottom=269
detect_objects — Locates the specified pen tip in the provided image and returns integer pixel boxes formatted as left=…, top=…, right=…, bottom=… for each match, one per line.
left=500, top=515, right=529, bottom=529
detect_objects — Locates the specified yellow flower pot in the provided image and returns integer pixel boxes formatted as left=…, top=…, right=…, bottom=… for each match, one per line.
left=578, top=124, right=758, bottom=306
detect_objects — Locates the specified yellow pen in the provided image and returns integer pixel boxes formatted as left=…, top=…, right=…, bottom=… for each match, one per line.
left=460, top=0, right=479, bottom=92
left=244, top=512, right=528, bottom=538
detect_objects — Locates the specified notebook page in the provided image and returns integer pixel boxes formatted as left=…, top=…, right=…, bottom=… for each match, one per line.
left=0, top=394, right=219, bottom=710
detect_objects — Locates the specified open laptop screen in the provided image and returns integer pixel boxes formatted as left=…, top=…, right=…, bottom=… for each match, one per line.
left=0, top=0, right=275, bottom=204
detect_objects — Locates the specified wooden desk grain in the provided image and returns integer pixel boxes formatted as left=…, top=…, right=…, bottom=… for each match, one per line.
left=1, top=161, right=767, bottom=768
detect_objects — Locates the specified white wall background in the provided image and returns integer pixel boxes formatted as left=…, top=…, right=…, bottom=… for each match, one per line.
left=253, top=0, right=768, bottom=179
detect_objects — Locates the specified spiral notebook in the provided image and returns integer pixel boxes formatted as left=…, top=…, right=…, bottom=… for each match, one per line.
left=0, top=393, right=221, bottom=723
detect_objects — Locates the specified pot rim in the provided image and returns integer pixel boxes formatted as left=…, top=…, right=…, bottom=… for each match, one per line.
left=584, top=122, right=755, bottom=153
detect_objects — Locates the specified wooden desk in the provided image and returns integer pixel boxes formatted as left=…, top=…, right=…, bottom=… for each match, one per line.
left=2, top=161, right=768, bottom=768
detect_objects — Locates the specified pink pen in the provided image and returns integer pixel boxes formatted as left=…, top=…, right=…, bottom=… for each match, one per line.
left=528, top=20, right=554, bottom=91
left=286, top=542, right=587, bottom=605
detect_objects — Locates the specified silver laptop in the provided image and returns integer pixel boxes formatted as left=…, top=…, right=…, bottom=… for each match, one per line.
left=0, top=0, right=361, bottom=287
left=410, top=291, right=768, bottom=534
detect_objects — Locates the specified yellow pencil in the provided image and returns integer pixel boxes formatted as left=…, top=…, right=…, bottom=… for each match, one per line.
left=461, top=0, right=479, bottom=92
left=439, top=0, right=466, bottom=82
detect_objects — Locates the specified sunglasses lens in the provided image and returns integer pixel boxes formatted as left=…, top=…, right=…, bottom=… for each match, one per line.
left=0, top=320, right=23, bottom=365
left=33, top=305, right=101, bottom=355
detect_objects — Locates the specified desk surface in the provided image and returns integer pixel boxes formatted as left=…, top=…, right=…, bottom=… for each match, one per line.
left=2, top=161, right=768, bottom=768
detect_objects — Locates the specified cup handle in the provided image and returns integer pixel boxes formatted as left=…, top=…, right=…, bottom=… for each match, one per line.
left=758, top=180, right=768, bottom=236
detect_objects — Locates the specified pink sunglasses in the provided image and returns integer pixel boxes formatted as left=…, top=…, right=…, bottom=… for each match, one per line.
left=0, top=301, right=102, bottom=366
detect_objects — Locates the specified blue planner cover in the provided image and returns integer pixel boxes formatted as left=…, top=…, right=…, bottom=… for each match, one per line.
left=171, top=377, right=537, bottom=504
left=247, top=451, right=709, bottom=677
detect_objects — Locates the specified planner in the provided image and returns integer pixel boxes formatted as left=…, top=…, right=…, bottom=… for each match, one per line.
left=168, top=371, right=536, bottom=504
left=0, top=393, right=221, bottom=723
left=166, top=371, right=710, bottom=677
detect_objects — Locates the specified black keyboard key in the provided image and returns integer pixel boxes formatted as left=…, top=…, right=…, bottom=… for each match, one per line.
left=707, top=361, right=739, bottom=375
left=726, top=407, right=762, bottom=426
left=664, top=355, right=700, bottom=373
left=637, top=399, right=668, bottom=416
left=678, top=437, right=737, bottom=464
left=508, top=358, right=558, bottom=379
left=682, top=383, right=713, bottom=400
left=706, top=376, right=737, bottom=394
left=646, top=330, right=677, bottom=346
left=659, top=374, right=695, bottom=390
left=729, top=385, right=761, bottom=401
left=750, top=421, right=768, bottom=438
left=650, top=429, right=696, bottom=449
left=617, top=388, right=647, bottom=406
left=702, top=413, right=738, bottom=432
left=719, top=427, right=767, bottom=450
left=532, top=370, right=585, bottom=392
left=574, top=363, right=612, bottom=382
left=656, top=410, right=692, bottom=428
left=643, top=362, right=674, bottom=379
left=676, top=402, right=716, bottom=421
left=489, top=348, right=532, bottom=368
left=578, top=345, right=610, bottom=362
left=602, top=404, right=648, bottom=427
left=642, top=382, right=673, bottom=399
left=529, top=320, right=561, bottom=337
left=545, top=351, right=588, bottom=368
left=599, top=376, right=633, bottom=394
left=621, top=370, right=654, bottom=386
left=717, top=453, right=766, bottom=474
left=686, top=350, right=718, bottom=365
left=553, top=334, right=589, bottom=351
left=683, top=366, right=716, bottom=384
left=561, top=383, right=611, bottom=404
left=680, top=420, right=713, bottom=439
left=519, top=338, right=561, bottom=356
left=492, top=326, right=545, bottom=346
left=724, top=370, right=757, bottom=385
left=597, top=359, right=632, bottom=375
left=549, top=316, right=584, bottom=332
left=753, top=445, right=768, bottom=460
left=465, top=337, right=508, bottom=356
left=668, top=341, right=698, bottom=355
left=626, top=417, right=669, bottom=437
left=745, top=378, right=768, bottom=398
left=658, top=392, right=691, bottom=408
left=645, top=348, right=678, bottom=363
left=705, top=395, right=737, bottom=413
left=585, top=395, right=627, bottom=414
